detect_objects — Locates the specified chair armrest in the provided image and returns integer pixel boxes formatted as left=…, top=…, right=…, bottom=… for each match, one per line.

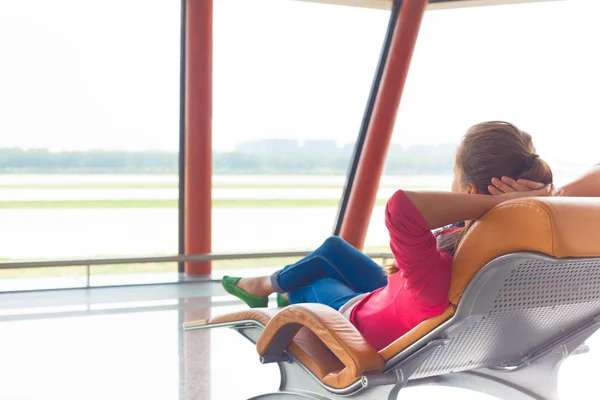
left=256, top=303, right=384, bottom=388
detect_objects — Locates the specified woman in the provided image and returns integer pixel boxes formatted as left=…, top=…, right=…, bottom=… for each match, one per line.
left=223, top=121, right=555, bottom=350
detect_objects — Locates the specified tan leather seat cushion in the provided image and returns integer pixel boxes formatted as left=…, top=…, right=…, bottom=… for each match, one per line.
left=450, top=197, right=600, bottom=305
left=256, top=304, right=384, bottom=389
left=379, top=305, right=456, bottom=360
left=186, top=307, right=346, bottom=382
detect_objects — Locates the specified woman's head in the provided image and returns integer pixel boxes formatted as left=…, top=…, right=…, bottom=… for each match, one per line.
left=385, top=121, right=554, bottom=275
left=451, top=121, right=553, bottom=194
left=436, top=121, right=553, bottom=257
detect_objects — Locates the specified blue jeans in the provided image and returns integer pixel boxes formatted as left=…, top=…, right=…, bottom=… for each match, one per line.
left=270, top=236, right=388, bottom=310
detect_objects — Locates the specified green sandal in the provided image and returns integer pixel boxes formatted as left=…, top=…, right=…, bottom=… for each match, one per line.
left=277, top=293, right=290, bottom=308
left=222, top=276, right=268, bottom=308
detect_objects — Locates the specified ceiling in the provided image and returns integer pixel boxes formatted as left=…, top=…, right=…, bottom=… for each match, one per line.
left=293, top=0, right=564, bottom=11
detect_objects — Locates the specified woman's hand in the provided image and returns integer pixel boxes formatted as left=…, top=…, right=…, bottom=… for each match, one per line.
left=489, top=176, right=563, bottom=196
left=497, top=182, right=558, bottom=200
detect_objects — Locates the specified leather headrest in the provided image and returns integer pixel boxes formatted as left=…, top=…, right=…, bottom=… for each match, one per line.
left=450, top=197, right=600, bottom=305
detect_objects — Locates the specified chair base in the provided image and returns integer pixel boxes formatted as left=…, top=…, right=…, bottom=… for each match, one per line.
left=184, top=267, right=600, bottom=400
left=249, top=360, right=407, bottom=400
left=248, top=333, right=593, bottom=400
left=187, top=320, right=592, bottom=400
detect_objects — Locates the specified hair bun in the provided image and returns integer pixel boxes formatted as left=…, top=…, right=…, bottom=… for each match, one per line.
left=525, top=153, right=540, bottom=168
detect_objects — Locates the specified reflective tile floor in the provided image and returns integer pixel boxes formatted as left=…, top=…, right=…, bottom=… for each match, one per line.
left=1, top=280, right=599, bottom=400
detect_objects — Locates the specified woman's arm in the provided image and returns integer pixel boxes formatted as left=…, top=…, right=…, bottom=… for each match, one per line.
left=557, top=165, right=600, bottom=197
left=385, top=188, right=548, bottom=309
left=489, top=165, right=600, bottom=198
left=404, top=186, right=553, bottom=231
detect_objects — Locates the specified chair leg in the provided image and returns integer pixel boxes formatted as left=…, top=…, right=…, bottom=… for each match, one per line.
left=406, top=355, right=563, bottom=400
left=407, top=370, right=541, bottom=400
left=447, top=362, right=562, bottom=400
left=248, top=392, right=329, bottom=400
left=246, top=361, right=331, bottom=399
left=248, top=338, right=448, bottom=400
left=248, top=360, right=406, bottom=400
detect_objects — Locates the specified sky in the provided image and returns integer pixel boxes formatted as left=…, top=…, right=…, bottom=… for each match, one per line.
left=0, top=0, right=599, bottom=168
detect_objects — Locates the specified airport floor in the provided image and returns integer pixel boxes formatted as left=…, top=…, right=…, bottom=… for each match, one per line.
left=1, top=277, right=599, bottom=400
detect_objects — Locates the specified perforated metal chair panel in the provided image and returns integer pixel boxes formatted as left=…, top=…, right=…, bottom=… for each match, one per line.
left=411, top=253, right=600, bottom=379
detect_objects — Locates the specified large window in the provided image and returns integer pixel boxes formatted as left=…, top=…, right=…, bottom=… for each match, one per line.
left=0, top=0, right=181, bottom=290
left=362, top=1, right=600, bottom=398
left=365, top=0, right=600, bottom=252
left=210, top=0, right=390, bottom=276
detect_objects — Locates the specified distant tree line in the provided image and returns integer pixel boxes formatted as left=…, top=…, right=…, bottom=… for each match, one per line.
left=0, top=148, right=178, bottom=173
left=0, top=146, right=455, bottom=175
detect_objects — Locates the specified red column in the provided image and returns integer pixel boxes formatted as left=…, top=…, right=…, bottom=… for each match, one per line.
left=185, top=0, right=212, bottom=275
left=339, top=0, right=428, bottom=250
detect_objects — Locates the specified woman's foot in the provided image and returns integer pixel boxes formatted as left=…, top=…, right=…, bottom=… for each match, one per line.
left=236, top=276, right=273, bottom=297
left=277, top=293, right=290, bottom=308
left=221, top=276, right=272, bottom=308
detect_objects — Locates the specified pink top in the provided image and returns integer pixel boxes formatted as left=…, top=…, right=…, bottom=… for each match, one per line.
left=349, top=190, right=453, bottom=350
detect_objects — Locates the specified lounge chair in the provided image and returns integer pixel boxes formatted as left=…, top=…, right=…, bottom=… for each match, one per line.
left=184, top=197, right=600, bottom=400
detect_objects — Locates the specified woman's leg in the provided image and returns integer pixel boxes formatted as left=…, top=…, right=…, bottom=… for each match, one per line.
left=287, top=277, right=362, bottom=311
left=271, top=236, right=387, bottom=294
left=225, top=236, right=387, bottom=307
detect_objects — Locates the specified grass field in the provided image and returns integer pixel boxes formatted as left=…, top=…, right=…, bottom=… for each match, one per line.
left=0, top=174, right=407, bottom=284
left=0, top=198, right=390, bottom=209
left=1, top=183, right=349, bottom=189
left=0, top=182, right=445, bottom=190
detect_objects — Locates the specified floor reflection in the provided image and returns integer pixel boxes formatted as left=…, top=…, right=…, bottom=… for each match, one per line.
left=0, top=282, right=598, bottom=400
